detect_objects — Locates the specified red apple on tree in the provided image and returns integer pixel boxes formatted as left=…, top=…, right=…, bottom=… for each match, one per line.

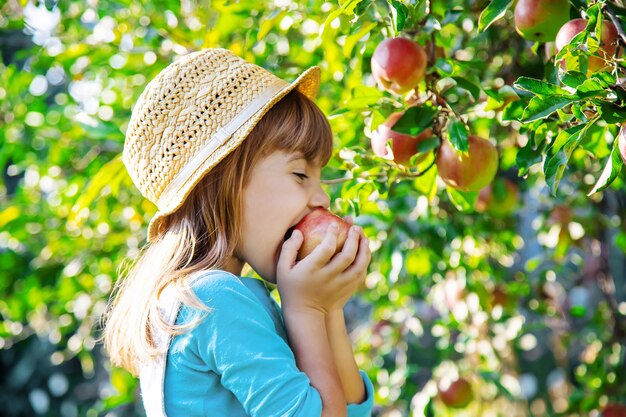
left=436, top=135, right=499, bottom=192
left=371, top=110, right=436, bottom=166
left=618, top=125, right=626, bottom=165
left=602, top=404, right=626, bottom=417
left=438, top=377, right=474, bottom=408
left=371, top=38, right=427, bottom=95
left=514, top=0, right=570, bottom=42
left=476, top=178, right=520, bottom=216
left=555, top=18, right=618, bottom=73
left=293, top=208, right=352, bottom=261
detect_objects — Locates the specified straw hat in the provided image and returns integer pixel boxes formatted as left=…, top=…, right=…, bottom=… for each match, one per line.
left=122, top=48, right=321, bottom=243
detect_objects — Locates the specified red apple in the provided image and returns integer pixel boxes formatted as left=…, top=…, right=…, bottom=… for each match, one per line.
left=436, top=135, right=499, bottom=192
left=555, top=18, right=618, bottom=73
left=514, top=0, right=570, bottom=42
left=602, top=404, right=626, bottom=417
left=618, top=125, right=626, bottom=165
left=293, top=208, right=352, bottom=261
left=476, top=178, right=520, bottom=216
left=371, top=111, right=435, bottom=166
left=438, top=378, right=474, bottom=408
left=371, top=38, right=427, bottom=95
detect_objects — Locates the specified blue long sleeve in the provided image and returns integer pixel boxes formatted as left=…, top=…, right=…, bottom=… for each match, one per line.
left=162, top=271, right=374, bottom=417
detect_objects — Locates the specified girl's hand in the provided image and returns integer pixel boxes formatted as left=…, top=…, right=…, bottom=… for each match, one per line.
left=276, top=223, right=371, bottom=315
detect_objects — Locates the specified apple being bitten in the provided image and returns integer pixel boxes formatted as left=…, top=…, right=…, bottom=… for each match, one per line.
left=293, top=208, right=352, bottom=261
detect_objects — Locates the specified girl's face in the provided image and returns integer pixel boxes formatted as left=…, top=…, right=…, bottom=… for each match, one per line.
left=234, top=150, right=330, bottom=283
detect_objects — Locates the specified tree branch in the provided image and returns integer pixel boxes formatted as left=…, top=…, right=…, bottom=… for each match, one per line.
left=322, top=151, right=439, bottom=185
left=605, top=3, right=626, bottom=47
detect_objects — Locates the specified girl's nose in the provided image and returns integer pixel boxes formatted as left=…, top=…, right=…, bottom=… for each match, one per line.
left=310, top=183, right=330, bottom=209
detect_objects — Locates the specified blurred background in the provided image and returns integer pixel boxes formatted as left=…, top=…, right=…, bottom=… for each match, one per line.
left=1, top=0, right=625, bottom=416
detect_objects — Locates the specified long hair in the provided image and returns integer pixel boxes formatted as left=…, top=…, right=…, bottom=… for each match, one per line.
left=103, top=90, right=333, bottom=376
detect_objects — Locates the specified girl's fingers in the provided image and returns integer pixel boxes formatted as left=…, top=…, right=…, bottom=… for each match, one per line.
left=340, top=234, right=371, bottom=278
left=325, top=226, right=361, bottom=272
left=276, top=229, right=303, bottom=277
left=343, top=216, right=354, bottom=225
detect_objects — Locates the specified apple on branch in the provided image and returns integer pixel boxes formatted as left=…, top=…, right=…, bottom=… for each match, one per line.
left=436, top=135, right=499, bottom=192
left=293, top=208, right=353, bottom=261
left=438, top=377, right=474, bottom=408
left=371, top=37, right=427, bottom=95
left=555, top=18, right=619, bottom=73
left=371, top=110, right=436, bottom=166
left=514, top=0, right=570, bottom=42
left=602, top=404, right=626, bottom=417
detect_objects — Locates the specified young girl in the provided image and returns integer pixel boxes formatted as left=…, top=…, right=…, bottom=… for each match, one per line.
left=103, top=48, right=374, bottom=417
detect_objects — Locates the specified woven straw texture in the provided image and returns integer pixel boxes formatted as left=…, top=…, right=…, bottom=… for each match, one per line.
left=121, top=48, right=320, bottom=242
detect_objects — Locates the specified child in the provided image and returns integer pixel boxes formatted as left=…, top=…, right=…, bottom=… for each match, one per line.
left=103, top=48, right=374, bottom=417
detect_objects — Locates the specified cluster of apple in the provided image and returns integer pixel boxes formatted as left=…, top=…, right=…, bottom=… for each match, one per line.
left=514, top=0, right=619, bottom=74
left=368, top=37, right=501, bottom=196
left=515, top=0, right=626, bottom=166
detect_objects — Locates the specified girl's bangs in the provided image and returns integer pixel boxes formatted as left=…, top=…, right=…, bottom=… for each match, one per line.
left=257, top=90, right=334, bottom=166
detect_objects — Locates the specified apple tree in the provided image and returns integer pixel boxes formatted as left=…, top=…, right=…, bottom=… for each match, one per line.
left=0, top=0, right=625, bottom=416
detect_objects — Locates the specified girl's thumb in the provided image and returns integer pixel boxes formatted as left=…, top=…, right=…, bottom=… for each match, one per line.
left=277, top=230, right=302, bottom=272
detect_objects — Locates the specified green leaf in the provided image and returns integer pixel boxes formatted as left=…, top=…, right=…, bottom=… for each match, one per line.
left=390, top=0, right=408, bottom=32
left=346, top=86, right=383, bottom=109
left=70, top=154, right=128, bottom=226
left=559, top=71, right=587, bottom=89
left=502, top=99, right=525, bottom=121
left=446, top=187, right=478, bottom=212
left=596, top=101, right=626, bottom=124
left=320, top=0, right=362, bottom=38
left=257, top=9, right=289, bottom=40
left=544, top=123, right=592, bottom=195
left=516, top=139, right=544, bottom=177
left=592, top=71, right=615, bottom=87
left=343, top=22, right=377, bottom=58
left=447, top=119, right=469, bottom=152
left=588, top=138, right=624, bottom=195
left=514, top=76, right=570, bottom=96
left=393, top=105, right=439, bottom=136
left=416, top=136, right=440, bottom=153
left=414, top=163, right=438, bottom=201
left=520, top=96, right=577, bottom=122
left=452, top=76, right=481, bottom=100
left=480, top=372, right=516, bottom=400
left=368, top=109, right=387, bottom=132
left=575, top=78, right=606, bottom=97
left=478, top=0, right=514, bottom=32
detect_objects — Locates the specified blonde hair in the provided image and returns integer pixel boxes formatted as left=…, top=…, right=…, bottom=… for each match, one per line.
left=103, top=90, right=333, bottom=376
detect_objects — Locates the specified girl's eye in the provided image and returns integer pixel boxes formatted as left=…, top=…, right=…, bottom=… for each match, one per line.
left=294, top=172, right=308, bottom=181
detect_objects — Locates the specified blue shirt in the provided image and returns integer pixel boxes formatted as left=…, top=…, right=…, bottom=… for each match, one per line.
left=162, top=270, right=374, bottom=416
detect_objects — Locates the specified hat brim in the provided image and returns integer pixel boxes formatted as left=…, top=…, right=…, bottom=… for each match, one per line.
left=146, top=66, right=321, bottom=243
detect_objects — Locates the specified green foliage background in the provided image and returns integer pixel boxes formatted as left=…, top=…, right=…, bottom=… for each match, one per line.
left=1, top=0, right=625, bottom=416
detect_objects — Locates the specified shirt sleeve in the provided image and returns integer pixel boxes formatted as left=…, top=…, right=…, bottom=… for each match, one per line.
left=191, top=273, right=323, bottom=417
left=347, top=370, right=375, bottom=417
